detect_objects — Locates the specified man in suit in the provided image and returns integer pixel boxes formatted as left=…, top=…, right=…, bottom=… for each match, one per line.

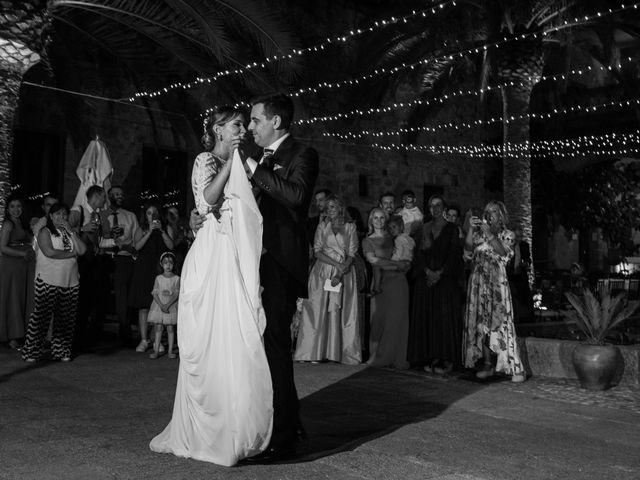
left=307, top=188, right=331, bottom=246
left=234, top=93, right=319, bottom=462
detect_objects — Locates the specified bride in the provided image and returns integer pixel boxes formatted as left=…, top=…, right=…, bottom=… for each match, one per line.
left=149, top=107, right=273, bottom=466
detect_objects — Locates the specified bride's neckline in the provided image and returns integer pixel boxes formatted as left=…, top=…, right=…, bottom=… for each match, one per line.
left=210, top=151, right=229, bottom=162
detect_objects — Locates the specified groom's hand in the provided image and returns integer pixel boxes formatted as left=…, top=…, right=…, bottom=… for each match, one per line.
left=189, top=208, right=207, bottom=232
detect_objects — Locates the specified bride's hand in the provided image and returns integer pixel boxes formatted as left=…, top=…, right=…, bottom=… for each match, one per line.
left=189, top=208, right=207, bottom=232
left=231, top=134, right=251, bottom=162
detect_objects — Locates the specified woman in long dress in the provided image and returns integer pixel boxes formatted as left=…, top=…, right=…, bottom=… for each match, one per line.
left=294, top=195, right=361, bottom=365
left=409, top=195, right=463, bottom=373
left=362, top=208, right=411, bottom=369
left=462, top=201, right=526, bottom=383
left=150, top=107, right=273, bottom=466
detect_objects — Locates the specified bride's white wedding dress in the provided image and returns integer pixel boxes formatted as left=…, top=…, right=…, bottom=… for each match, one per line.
left=149, top=150, right=273, bottom=466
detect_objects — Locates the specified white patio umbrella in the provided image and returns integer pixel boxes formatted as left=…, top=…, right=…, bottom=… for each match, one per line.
left=72, top=135, right=113, bottom=209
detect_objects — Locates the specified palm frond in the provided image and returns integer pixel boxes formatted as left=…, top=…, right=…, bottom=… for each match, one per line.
left=565, top=288, right=638, bottom=344
left=164, top=0, right=231, bottom=56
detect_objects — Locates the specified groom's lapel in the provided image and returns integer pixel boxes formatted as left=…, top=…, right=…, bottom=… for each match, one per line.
left=272, top=136, right=294, bottom=176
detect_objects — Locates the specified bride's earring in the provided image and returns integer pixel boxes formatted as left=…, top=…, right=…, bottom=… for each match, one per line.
left=217, top=133, right=223, bottom=142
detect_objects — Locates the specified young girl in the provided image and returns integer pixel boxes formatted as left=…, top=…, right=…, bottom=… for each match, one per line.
left=147, top=252, right=180, bottom=359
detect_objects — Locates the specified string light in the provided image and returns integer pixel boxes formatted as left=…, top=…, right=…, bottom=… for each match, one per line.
left=168, top=3, right=637, bottom=106
left=365, top=131, right=640, bottom=160
left=26, top=191, right=51, bottom=201
left=295, top=58, right=634, bottom=125
left=281, top=4, right=638, bottom=99
left=128, top=1, right=458, bottom=101
left=201, top=4, right=639, bottom=117
left=324, top=98, right=640, bottom=140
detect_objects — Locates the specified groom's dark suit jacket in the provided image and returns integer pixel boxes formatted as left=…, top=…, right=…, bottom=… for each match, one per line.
left=251, top=135, right=319, bottom=297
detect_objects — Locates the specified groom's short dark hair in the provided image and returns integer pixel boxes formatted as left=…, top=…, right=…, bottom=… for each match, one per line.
left=251, top=93, right=294, bottom=130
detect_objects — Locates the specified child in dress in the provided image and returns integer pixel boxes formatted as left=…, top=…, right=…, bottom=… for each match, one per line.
left=370, top=215, right=415, bottom=296
left=148, top=252, right=180, bottom=359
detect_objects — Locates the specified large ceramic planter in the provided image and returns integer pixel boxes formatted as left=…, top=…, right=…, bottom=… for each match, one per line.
left=572, top=344, right=622, bottom=390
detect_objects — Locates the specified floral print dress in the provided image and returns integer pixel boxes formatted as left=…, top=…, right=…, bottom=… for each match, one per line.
left=463, top=228, right=524, bottom=375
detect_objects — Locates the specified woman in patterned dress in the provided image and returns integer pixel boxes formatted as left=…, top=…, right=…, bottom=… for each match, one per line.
left=21, top=203, right=87, bottom=362
left=463, top=201, right=526, bottom=383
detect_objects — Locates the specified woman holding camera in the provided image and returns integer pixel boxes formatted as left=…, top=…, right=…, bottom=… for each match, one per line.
left=129, top=203, right=174, bottom=352
left=462, top=201, right=525, bottom=383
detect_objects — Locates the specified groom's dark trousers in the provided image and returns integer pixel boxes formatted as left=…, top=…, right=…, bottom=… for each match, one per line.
left=251, top=135, right=318, bottom=449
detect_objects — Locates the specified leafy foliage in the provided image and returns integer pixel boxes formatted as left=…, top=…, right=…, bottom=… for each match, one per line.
left=556, top=161, right=640, bottom=252
left=565, top=288, right=639, bottom=345
left=47, top=0, right=300, bottom=101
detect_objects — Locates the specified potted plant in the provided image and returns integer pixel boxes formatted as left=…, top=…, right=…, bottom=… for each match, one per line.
left=564, top=288, right=639, bottom=390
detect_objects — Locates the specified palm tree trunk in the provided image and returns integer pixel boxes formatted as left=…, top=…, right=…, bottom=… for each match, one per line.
left=497, top=34, right=544, bottom=286
left=0, top=68, right=27, bottom=226
left=0, top=42, right=42, bottom=226
left=502, top=86, right=533, bottom=241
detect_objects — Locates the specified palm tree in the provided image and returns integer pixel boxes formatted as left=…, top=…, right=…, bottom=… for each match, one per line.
left=347, top=0, right=638, bottom=281
left=0, top=0, right=297, bottom=224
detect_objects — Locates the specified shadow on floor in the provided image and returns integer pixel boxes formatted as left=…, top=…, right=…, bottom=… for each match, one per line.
left=295, top=366, right=487, bottom=462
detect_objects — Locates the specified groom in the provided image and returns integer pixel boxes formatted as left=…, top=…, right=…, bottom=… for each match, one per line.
left=241, top=93, right=318, bottom=462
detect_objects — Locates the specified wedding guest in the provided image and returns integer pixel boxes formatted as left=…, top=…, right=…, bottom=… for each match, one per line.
left=308, top=188, right=332, bottom=246
left=369, top=215, right=414, bottom=296
left=507, top=226, right=534, bottom=323
left=445, top=204, right=465, bottom=239
left=69, top=185, right=108, bottom=349
left=147, top=252, right=180, bottom=359
left=378, top=192, right=396, bottom=216
left=165, top=206, right=190, bottom=274
left=31, top=194, right=58, bottom=237
left=99, top=186, right=139, bottom=347
left=398, top=190, right=424, bottom=238
left=0, top=195, right=35, bottom=349
left=21, top=203, right=87, bottom=362
left=129, top=203, right=174, bottom=353
left=463, top=201, right=526, bottom=383
left=409, top=195, right=463, bottom=373
left=363, top=208, right=411, bottom=369
left=294, top=195, right=360, bottom=364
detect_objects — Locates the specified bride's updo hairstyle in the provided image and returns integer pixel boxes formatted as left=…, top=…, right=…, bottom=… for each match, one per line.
left=201, top=106, right=245, bottom=150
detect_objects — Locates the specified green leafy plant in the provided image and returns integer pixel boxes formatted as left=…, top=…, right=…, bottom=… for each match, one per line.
left=565, top=288, right=640, bottom=345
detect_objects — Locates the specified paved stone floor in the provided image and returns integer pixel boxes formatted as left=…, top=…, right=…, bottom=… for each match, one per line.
left=1, top=344, right=639, bottom=480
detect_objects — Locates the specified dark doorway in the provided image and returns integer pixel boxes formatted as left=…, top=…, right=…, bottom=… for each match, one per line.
left=423, top=184, right=444, bottom=221
left=11, top=129, right=66, bottom=216
left=141, top=146, right=190, bottom=213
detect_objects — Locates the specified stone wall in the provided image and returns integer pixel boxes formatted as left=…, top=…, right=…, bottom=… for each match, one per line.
left=13, top=78, right=200, bottom=213
left=13, top=59, right=495, bottom=221
left=300, top=78, right=496, bottom=220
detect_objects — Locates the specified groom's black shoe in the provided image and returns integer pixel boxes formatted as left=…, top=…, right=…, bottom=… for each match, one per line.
left=241, top=444, right=297, bottom=464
